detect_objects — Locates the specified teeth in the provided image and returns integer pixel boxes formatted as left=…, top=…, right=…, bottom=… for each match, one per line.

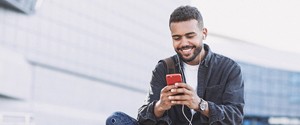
left=183, top=48, right=191, bottom=51
left=181, top=46, right=192, bottom=50
left=181, top=47, right=192, bottom=55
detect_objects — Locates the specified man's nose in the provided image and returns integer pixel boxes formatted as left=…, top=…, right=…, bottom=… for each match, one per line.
left=180, top=37, right=189, bottom=46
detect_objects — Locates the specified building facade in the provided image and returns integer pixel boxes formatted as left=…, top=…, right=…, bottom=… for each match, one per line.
left=208, top=35, right=300, bottom=125
left=0, top=0, right=189, bottom=124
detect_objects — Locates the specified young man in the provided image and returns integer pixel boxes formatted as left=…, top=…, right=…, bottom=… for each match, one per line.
left=106, top=5, right=244, bottom=125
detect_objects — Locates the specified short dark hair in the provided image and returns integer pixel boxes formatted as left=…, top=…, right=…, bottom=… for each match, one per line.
left=169, top=5, right=204, bottom=28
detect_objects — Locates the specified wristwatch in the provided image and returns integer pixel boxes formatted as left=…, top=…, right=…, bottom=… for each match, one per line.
left=199, top=98, right=207, bottom=112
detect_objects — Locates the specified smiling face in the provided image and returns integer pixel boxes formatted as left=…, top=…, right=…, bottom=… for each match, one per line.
left=170, top=19, right=207, bottom=65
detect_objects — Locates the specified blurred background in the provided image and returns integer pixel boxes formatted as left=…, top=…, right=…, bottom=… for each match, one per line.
left=0, top=0, right=299, bottom=125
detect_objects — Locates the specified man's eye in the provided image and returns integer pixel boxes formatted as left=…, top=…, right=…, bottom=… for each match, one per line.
left=173, top=37, right=181, bottom=40
left=186, top=35, right=195, bottom=39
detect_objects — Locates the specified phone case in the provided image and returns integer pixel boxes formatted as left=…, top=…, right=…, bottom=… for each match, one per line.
left=166, top=74, right=182, bottom=85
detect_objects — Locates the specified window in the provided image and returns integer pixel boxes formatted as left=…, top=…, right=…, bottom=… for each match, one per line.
left=0, top=0, right=43, bottom=14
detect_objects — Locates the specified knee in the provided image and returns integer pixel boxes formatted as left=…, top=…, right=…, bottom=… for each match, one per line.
left=106, top=111, right=130, bottom=125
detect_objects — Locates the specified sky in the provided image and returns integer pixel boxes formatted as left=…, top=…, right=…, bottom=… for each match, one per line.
left=192, top=0, right=300, bottom=54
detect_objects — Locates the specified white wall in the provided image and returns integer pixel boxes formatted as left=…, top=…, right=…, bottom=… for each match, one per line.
left=192, top=0, right=300, bottom=55
left=0, top=47, right=32, bottom=100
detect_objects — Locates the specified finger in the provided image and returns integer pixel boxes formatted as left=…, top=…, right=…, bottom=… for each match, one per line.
left=164, top=90, right=177, bottom=99
left=170, top=88, right=193, bottom=95
left=174, top=83, right=187, bottom=88
left=175, top=83, right=194, bottom=91
left=161, top=85, right=176, bottom=93
left=168, top=94, right=191, bottom=101
left=183, top=84, right=194, bottom=91
left=171, top=100, right=190, bottom=106
left=161, top=91, right=174, bottom=101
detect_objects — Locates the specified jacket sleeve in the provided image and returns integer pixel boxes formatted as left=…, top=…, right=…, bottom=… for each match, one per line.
left=207, top=63, right=244, bottom=125
left=137, top=62, right=172, bottom=125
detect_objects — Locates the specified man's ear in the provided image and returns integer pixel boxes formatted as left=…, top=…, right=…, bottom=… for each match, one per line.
left=202, top=28, right=208, bottom=40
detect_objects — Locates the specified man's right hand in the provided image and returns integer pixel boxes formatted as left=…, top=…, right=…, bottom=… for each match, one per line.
left=154, top=84, right=179, bottom=118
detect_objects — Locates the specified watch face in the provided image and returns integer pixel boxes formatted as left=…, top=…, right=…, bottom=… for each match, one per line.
left=200, top=100, right=206, bottom=111
left=200, top=103, right=205, bottom=111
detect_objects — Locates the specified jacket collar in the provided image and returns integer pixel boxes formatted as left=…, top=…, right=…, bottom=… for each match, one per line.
left=202, top=44, right=213, bottom=67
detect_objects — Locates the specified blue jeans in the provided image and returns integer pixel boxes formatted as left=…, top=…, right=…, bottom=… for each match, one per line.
left=106, top=112, right=139, bottom=125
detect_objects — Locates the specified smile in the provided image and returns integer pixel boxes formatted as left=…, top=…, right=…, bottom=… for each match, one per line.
left=179, top=46, right=194, bottom=55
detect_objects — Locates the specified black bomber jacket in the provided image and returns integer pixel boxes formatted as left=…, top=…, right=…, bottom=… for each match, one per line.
left=137, top=44, right=244, bottom=125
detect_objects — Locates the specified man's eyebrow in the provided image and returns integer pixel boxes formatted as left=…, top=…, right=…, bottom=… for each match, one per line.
left=185, top=32, right=196, bottom=36
left=172, top=32, right=196, bottom=38
left=172, top=34, right=181, bottom=38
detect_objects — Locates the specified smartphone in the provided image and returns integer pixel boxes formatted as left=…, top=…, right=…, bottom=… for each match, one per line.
left=166, top=74, right=182, bottom=85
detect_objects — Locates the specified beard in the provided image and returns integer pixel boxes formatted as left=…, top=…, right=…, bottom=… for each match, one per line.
left=176, top=45, right=202, bottom=63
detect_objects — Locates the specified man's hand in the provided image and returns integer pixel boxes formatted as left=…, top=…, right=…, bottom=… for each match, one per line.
left=154, top=83, right=202, bottom=118
left=168, top=83, right=201, bottom=110
left=154, top=85, right=177, bottom=118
